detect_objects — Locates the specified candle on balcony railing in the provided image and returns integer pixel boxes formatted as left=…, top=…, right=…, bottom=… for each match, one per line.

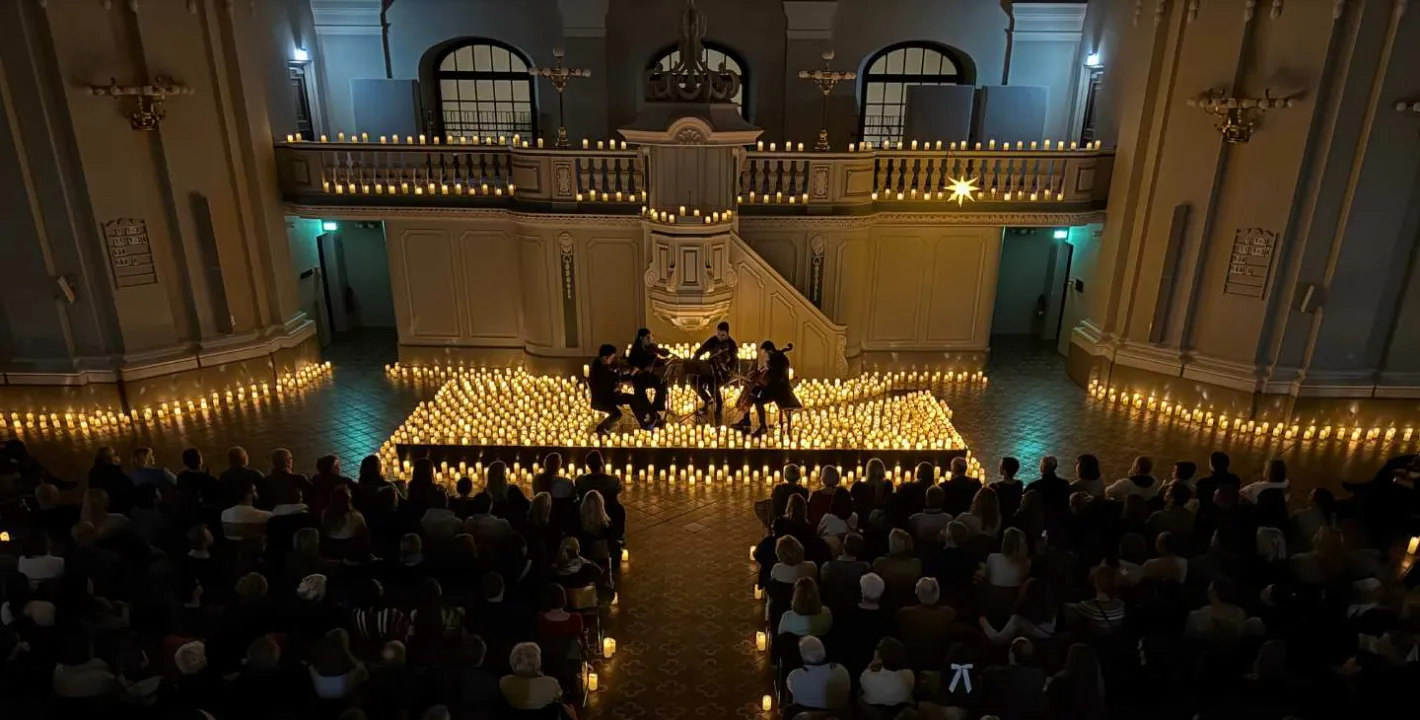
left=1070, top=141, right=1079, bottom=150
left=498, top=135, right=505, bottom=145
left=797, top=142, right=805, bottom=152
left=285, top=134, right=294, bottom=143
left=935, top=140, right=943, bottom=150
left=911, top=139, right=918, bottom=150
left=575, top=192, right=583, bottom=202
left=319, top=134, right=328, bottom=142
left=848, top=142, right=856, bottom=152
left=361, top=132, right=368, bottom=142
left=769, top=142, right=777, bottom=152
left=757, top=140, right=764, bottom=151
left=582, top=138, right=589, bottom=149
left=596, top=140, right=604, bottom=150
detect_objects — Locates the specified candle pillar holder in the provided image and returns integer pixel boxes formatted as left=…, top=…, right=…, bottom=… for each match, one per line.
left=797, top=51, right=857, bottom=151
left=530, top=48, right=592, bottom=148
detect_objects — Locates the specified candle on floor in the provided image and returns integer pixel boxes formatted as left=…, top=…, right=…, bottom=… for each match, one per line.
left=755, top=631, right=767, bottom=651
left=588, top=673, right=599, bottom=692
left=603, top=637, right=617, bottom=657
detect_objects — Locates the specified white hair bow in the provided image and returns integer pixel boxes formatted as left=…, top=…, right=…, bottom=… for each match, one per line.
left=948, top=662, right=974, bottom=693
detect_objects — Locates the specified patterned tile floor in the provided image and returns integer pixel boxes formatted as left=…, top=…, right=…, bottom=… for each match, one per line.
left=6, top=331, right=1415, bottom=719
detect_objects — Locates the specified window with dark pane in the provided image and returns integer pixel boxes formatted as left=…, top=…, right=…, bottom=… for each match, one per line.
left=646, top=42, right=748, bottom=118
left=859, top=43, right=966, bottom=147
left=433, top=40, right=535, bottom=137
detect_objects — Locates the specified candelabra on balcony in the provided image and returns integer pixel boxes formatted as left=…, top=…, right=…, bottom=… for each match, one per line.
left=88, top=76, right=194, bottom=131
left=798, top=51, right=857, bottom=151
left=1186, top=88, right=1298, bottom=144
left=529, top=48, right=592, bottom=149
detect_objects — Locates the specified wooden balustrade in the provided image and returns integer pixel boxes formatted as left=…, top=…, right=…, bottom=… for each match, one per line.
left=274, top=139, right=1111, bottom=211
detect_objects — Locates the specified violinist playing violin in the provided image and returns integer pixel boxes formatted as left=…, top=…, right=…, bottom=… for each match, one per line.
left=692, top=321, right=737, bottom=416
left=588, top=344, right=651, bottom=434
left=628, top=328, right=672, bottom=429
left=732, top=341, right=802, bottom=437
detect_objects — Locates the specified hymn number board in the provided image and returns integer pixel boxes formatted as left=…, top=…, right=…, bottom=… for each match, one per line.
left=1224, top=227, right=1277, bottom=298
left=102, top=218, right=158, bottom=288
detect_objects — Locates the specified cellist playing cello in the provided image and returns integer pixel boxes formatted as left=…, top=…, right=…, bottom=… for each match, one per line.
left=732, top=341, right=801, bottom=437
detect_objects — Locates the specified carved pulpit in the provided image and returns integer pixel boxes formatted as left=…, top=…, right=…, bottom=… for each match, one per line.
left=620, top=0, right=762, bottom=334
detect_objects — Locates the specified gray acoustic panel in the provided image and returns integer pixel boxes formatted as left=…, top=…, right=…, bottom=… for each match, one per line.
left=351, top=79, right=422, bottom=138
left=903, top=85, right=975, bottom=144
left=975, top=85, right=1048, bottom=145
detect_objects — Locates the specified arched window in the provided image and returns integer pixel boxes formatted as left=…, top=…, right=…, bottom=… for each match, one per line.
left=432, top=40, right=536, bottom=137
left=647, top=42, right=748, bottom=118
left=859, top=42, right=971, bottom=147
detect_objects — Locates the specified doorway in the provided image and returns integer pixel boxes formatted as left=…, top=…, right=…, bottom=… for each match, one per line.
left=991, top=228, right=1073, bottom=347
left=315, top=221, right=397, bottom=335
left=288, top=62, right=315, bottom=140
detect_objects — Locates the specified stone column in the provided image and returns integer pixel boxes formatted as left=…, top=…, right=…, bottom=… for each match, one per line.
left=1072, top=0, right=1420, bottom=415
left=782, top=1, right=838, bottom=146
left=558, top=0, right=609, bottom=141
left=0, top=0, right=315, bottom=410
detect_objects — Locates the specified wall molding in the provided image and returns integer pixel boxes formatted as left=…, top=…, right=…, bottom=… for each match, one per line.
left=1011, top=3, right=1088, bottom=34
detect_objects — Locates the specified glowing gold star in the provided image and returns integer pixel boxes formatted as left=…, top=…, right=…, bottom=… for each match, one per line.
left=946, top=176, right=979, bottom=206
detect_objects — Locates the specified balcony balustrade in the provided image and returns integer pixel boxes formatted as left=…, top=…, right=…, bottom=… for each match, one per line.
left=275, top=136, right=1111, bottom=215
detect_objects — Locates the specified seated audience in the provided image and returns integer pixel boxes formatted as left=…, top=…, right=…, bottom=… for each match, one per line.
left=908, top=484, right=953, bottom=544
left=778, top=577, right=833, bottom=637
left=859, top=636, right=914, bottom=707
left=785, top=636, right=850, bottom=711
left=499, top=642, right=563, bottom=710
left=1105, top=455, right=1160, bottom=500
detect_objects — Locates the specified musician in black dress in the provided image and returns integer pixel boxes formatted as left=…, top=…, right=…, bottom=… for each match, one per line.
left=589, top=344, right=650, bottom=434
left=733, top=341, right=802, bottom=436
left=692, top=321, right=737, bottom=414
left=628, top=328, right=671, bottom=427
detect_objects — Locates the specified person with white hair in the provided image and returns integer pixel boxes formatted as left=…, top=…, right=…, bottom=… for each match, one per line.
left=896, top=577, right=956, bottom=668
left=785, top=635, right=851, bottom=710
left=842, top=573, right=893, bottom=677
left=499, top=641, right=563, bottom=710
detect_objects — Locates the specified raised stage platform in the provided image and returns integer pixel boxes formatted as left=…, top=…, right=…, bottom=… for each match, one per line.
left=378, top=366, right=982, bottom=486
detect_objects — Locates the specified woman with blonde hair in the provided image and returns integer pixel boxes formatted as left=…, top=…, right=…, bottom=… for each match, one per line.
left=526, top=491, right=560, bottom=558
left=959, top=486, right=1002, bottom=537
left=984, top=527, right=1031, bottom=588
left=481, top=461, right=510, bottom=510
left=770, top=535, right=818, bottom=583
left=578, top=490, right=615, bottom=564
left=778, top=577, right=833, bottom=636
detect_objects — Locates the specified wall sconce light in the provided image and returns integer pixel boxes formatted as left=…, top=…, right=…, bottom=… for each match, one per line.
left=1084, top=52, right=1102, bottom=68
left=88, top=76, right=194, bottom=131
left=322, top=221, right=340, bottom=232
left=1187, top=88, right=1298, bottom=144
left=292, top=47, right=310, bottom=63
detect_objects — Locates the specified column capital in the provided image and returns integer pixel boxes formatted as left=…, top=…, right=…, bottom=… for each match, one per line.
left=783, top=1, right=837, bottom=41
left=558, top=0, right=609, bottom=39
left=1010, top=1, right=1086, bottom=40
left=311, top=0, right=381, bottom=36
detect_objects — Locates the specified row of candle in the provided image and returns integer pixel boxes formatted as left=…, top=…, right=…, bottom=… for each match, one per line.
left=573, top=189, right=644, bottom=203
left=320, top=179, right=513, bottom=197
left=870, top=187, right=1064, bottom=203
left=377, top=368, right=967, bottom=453
left=372, top=450, right=982, bottom=491
left=1086, top=380, right=1416, bottom=444
left=0, top=362, right=333, bottom=435
left=736, top=191, right=812, bottom=205
left=749, top=139, right=1106, bottom=154
left=642, top=208, right=734, bottom=224
left=285, top=131, right=631, bottom=152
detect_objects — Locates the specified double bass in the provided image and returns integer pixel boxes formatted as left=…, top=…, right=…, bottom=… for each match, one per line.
left=735, top=363, right=768, bottom=413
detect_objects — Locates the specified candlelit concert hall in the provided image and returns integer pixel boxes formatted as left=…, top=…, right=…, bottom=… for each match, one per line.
left=3, top=0, right=1420, bottom=718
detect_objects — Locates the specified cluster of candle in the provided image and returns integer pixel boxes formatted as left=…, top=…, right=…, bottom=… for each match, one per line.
left=373, top=446, right=982, bottom=490
left=0, top=362, right=333, bottom=436
left=736, top=191, right=811, bottom=205
left=573, top=189, right=643, bottom=203
left=1086, top=380, right=1417, bottom=445
left=375, top=366, right=968, bottom=455
left=839, top=139, right=1107, bottom=153
left=582, top=139, right=629, bottom=151
left=321, top=178, right=513, bottom=197
left=871, top=187, right=1064, bottom=203
left=642, top=207, right=733, bottom=224
left=753, top=141, right=809, bottom=153
left=285, top=131, right=600, bottom=151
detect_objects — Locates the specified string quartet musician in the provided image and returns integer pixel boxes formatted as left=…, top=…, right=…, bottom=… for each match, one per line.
left=588, top=344, right=652, bottom=434
left=691, top=321, right=738, bottom=416
left=627, top=328, right=672, bottom=428
left=732, top=341, right=802, bottom=437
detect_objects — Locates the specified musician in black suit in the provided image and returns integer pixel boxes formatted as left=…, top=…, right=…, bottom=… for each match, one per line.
left=733, top=341, right=802, bottom=436
left=627, top=328, right=671, bottom=427
left=692, top=321, right=737, bottom=414
left=589, top=344, right=649, bottom=434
